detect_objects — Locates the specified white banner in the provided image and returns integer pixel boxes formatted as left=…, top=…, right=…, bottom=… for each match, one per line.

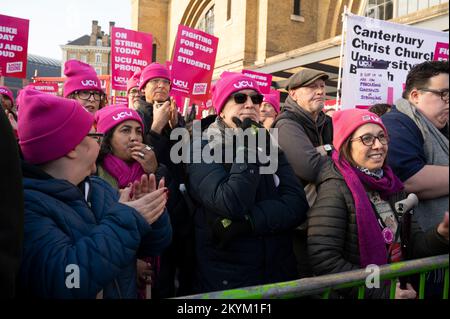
left=341, top=14, right=449, bottom=110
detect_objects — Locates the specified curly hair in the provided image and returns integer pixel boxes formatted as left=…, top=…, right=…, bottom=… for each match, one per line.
left=403, top=61, right=449, bottom=99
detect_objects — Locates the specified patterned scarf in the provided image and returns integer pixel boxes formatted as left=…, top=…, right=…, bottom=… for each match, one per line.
left=332, top=151, right=404, bottom=268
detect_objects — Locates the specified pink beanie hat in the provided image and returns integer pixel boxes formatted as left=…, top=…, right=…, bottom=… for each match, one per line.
left=212, top=72, right=261, bottom=114
left=126, top=69, right=142, bottom=94
left=63, top=59, right=103, bottom=97
left=263, top=92, right=280, bottom=114
left=18, top=88, right=94, bottom=165
left=332, top=108, right=387, bottom=152
left=95, top=105, right=144, bottom=134
left=0, top=86, right=14, bottom=103
left=139, top=63, right=171, bottom=90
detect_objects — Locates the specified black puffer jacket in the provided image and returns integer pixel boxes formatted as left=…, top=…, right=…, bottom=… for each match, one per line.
left=186, top=119, right=309, bottom=293
left=307, top=160, right=448, bottom=298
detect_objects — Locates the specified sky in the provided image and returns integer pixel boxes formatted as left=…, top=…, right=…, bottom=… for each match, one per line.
left=0, top=0, right=132, bottom=60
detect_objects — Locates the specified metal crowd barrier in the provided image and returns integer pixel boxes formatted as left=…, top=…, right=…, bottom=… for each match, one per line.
left=178, top=254, right=449, bottom=299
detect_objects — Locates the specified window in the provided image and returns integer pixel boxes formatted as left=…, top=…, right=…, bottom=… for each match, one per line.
left=69, top=53, right=76, bottom=60
left=365, top=0, right=394, bottom=20
left=227, top=0, right=232, bottom=21
left=196, top=6, right=215, bottom=35
left=293, top=0, right=301, bottom=16
left=80, top=54, right=87, bottom=63
left=95, top=68, right=101, bottom=75
left=96, top=39, right=102, bottom=47
left=365, top=0, right=449, bottom=20
left=95, top=53, right=101, bottom=63
left=152, top=43, right=157, bottom=62
left=205, top=7, right=214, bottom=34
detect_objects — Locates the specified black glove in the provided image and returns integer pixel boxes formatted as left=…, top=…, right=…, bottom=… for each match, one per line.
left=211, top=215, right=253, bottom=249
left=232, top=117, right=264, bottom=134
left=232, top=117, right=272, bottom=165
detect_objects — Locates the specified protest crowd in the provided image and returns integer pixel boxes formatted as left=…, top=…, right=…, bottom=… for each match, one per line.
left=0, top=13, right=448, bottom=301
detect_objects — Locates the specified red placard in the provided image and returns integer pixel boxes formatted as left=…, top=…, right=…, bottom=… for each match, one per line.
left=242, top=69, right=272, bottom=94
left=0, top=14, right=29, bottom=78
left=111, top=27, right=152, bottom=91
left=434, top=42, right=449, bottom=62
left=171, top=25, right=218, bottom=102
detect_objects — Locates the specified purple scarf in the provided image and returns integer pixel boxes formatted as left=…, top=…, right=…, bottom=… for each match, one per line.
left=331, top=151, right=404, bottom=268
left=102, top=154, right=145, bottom=188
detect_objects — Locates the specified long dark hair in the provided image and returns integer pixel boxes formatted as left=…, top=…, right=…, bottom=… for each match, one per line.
left=96, top=129, right=115, bottom=165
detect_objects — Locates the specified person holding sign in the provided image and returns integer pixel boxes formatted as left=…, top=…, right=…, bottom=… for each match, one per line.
left=307, top=109, right=448, bottom=299
left=136, top=62, right=194, bottom=298
left=259, top=92, right=280, bottom=130
left=63, top=60, right=107, bottom=115
left=186, top=72, right=307, bottom=293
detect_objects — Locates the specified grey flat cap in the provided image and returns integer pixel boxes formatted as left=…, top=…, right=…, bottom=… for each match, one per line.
left=286, top=69, right=329, bottom=90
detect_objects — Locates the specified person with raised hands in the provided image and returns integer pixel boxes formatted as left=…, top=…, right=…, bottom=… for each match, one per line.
left=17, top=88, right=171, bottom=298
left=94, top=104, right=174, bottom=298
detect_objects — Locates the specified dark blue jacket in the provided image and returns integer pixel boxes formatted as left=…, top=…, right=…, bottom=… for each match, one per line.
left=187, top=141, right=308, bottom=293
left=19, top=163, right=172, bottom=298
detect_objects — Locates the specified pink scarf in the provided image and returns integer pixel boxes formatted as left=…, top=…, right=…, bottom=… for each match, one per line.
left=103, top=154, right=161, bottom=299
left=331, top=151, right=404, bottom=268
left=102, top=154, right=145, bottom=188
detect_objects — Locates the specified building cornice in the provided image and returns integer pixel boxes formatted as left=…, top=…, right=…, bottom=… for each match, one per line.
left=60, top=45, right=111, bottom=52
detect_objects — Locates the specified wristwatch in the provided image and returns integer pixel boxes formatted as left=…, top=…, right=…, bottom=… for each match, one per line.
left=323, top=144, right=333, bottom=156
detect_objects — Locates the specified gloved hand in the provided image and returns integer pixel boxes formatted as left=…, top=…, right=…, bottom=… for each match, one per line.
left=232, top=117, right=270, bottom=165
left=232, top=117, right=264, bottom=135
left=211, top=215, right=253, bottom=249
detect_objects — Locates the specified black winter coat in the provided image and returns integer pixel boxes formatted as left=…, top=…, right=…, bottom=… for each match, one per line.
left=307, top=160, right=448, bottom=298
left=186, top=124, right=308, bottom=293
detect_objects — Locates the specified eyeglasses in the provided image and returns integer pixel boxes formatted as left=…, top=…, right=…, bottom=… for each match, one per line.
left=232, top=93, right=264, bottom=105
left=418, top=88, right=449, bottom=102
left=149, top=78, right=171, bottom=86
left=351, top=133, right=389, bottom=146
left=76, top=91, right=104, bottom=101
left=87, top=133, right=104, bottom=144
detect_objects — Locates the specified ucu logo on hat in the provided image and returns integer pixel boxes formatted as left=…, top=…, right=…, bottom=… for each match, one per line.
left=0, top=88, right=8, bottom=94
left=362, top=114, right=381, bottom=122
left=113, top=111, right=133, bottom=121
left=233, top=80, right=254, bottom=89
left=81, top=80, right=98, bottom=87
